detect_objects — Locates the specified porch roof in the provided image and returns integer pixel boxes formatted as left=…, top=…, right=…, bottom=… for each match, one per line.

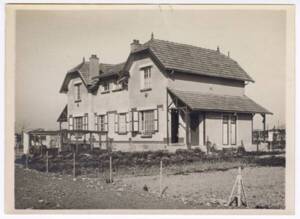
left=57, top=105, right=68, bottom=122
left=168, top=88, right=272, bottom=114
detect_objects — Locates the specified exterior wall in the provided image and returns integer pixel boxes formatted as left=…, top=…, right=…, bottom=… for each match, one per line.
left=205, top=112, right=223, bottom=147
left=128, top=57, right=169, bottom=144
left=237, top=113, right=253, bottom=148
left=205, top=112, right=253, bottom=150
left=64, top=55, right=254, bottom=152
left=168, top=73, right=245, bottom=96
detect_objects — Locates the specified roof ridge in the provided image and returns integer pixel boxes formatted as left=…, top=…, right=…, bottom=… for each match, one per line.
left=147, top=38, right=226, bottom=56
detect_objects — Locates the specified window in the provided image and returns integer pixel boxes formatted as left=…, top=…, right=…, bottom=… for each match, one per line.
left=223, top=114, right=237, bottom=145
left=222, top=115, right=229, bottom=145
left=74, top=83, right=81, bottom=101
left=230, top=116, right=237, bottom=145
left=112, top=81, right=122, bottom=91
left=103, top=82, right=110, bottom=92
left=74, top=117, right=83, bottom=130
left=142, top=66, right=152, bottom=89
left=83, top=114, right=88, bottom=130
left=97, top=115, right=109, bottom=131
left=118, top=113, right=127, bottom=134
left=141, top=110, right=155, bottom=135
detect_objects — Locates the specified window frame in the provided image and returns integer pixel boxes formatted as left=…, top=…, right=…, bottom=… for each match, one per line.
left=140, top=110, right=155, bottom=135
left=230, top=115, right=237, bottom=145
left=118, top=113, right=127, bottom=134
left=140, top=66, right=152, bottom=91
left=74, top=83, right=82, bottom=102
left=74, top=116, right=83, bottom=130
left=222, top=114, right=229, bottom=145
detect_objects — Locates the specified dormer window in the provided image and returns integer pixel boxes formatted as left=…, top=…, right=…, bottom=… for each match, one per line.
left=103, top=82, right=110, bottom=91
left=101, top=81, right=110, bottom=94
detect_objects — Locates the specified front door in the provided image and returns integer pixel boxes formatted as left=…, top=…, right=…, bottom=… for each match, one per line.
left=171, top=109, right=179, bottom=143
left=190, top=112, right=200, bottom=146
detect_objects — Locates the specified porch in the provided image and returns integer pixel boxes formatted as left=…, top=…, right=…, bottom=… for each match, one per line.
left=166, top=88, right=272, bottom=149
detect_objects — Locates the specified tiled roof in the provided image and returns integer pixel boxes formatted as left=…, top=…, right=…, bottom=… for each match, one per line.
left=168, top=88, right=271, bottom=114
left=133, top=39, right=253, bottom=82
left=60, top=61, right=125, bottom=93
left=67, top=62, right=125, bottom=84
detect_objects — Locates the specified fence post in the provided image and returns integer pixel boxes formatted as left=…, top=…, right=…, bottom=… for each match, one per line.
left=160, top=159, right=163, bottom=196
left=25, top=154, right=28, bottom=169
left=46, top=150, right=49, bottom=173
left=109, top=155, right=112, bottom=183
left=73, top=151, right=76, bottom=180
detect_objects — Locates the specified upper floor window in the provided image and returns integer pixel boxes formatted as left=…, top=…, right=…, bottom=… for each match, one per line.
left=74, top=83, right=81, bottom=101
left=141, top=66, right=152, bottom=90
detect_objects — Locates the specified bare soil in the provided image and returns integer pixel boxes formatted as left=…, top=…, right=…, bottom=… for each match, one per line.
left=122, top=166, right=285, bottom=209
left=14, top=165, right=190, bottom=209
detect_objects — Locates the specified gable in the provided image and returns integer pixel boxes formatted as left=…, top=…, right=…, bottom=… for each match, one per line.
left=59, top=71, right=87, bottom=93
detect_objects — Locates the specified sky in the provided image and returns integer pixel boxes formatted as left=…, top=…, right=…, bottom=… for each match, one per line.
left=15, top=7, right=286, bottom=132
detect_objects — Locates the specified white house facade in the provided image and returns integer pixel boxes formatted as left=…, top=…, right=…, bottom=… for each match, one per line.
left=58, top=37, right=271, bottom=152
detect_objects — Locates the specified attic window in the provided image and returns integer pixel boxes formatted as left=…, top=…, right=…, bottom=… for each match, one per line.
left=74, top=83, right=81, bottom=102
left=141, top=66, right=152, bottom=91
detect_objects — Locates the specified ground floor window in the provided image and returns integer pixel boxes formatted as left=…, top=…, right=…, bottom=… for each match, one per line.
left=230, top=115, right=237, bottom=145
left=98, top=115, right=106, bottom=131
left=118, top=113, right=127, bottom=134
left=141, top=110, right=155, bottom=135
left=222, top=114, right=237, bottom=145
left=222, top=115, right=229, bottom=145
left=74, top=117, right=83, bottom=130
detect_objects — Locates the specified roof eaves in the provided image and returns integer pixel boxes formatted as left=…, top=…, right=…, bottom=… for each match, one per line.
left=165, top=67, right=254, bottom=82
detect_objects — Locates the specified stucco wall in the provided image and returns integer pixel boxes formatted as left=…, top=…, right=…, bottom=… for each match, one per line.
left=168, top=73, right=245, bottom=96
left=237, top=113, right=253, bottom=147
left=67, top=78, right=92, bottom=123
left=128, top=57, right=169, bottom=142
left=205, top=112, right=223, bottom=147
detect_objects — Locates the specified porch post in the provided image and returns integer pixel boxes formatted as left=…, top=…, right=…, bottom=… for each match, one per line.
left=262, top=114, right=266, bottom=142
left=166, top=90, right=169, bottom=145
left=59, top=122, right=63, bottom=151
left=185, top=107, right=191, bottom=149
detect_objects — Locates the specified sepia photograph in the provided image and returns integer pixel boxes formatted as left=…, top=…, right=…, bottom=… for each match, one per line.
left=4, top=4, right=295, bottom=214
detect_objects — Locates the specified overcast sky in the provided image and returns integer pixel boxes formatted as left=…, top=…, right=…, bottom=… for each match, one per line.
left=15, top=7, right=286, bottom=131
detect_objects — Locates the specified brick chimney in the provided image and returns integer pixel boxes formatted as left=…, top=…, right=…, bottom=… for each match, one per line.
left=130, top=39, right=141, bottom=53
left=89, top=54, right=99, bottom=81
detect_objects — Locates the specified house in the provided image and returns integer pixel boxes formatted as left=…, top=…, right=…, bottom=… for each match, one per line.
left=253, top=127, right=285, bottom=151
left=58, top=36, right=272, bottom=152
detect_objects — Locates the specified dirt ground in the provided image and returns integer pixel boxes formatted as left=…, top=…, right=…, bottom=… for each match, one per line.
left=14, top=164, right=189, bottom=209
left=15, top=163, right=285, bottom=209
left=122, top=166, right=285, bottom=209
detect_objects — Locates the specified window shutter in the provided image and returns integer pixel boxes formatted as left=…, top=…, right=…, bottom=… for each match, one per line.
left=94, top=113, right=98, bottom=131
left=104, top=114, right=108, bottom=132
left=139, top=111, right=143, bottom=132
left=154, top=109, right=159, bottom=132
left=114, top=113, right=119, bottom=133
left=140, top=70, right=144, bottom=89
left=132, top=111, right=139, bottom=132
left=69, top=115, right=73, bottom=130
left=84, top=113, right=88, bottom=130
left=126, top=112, right=131, bottom=132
